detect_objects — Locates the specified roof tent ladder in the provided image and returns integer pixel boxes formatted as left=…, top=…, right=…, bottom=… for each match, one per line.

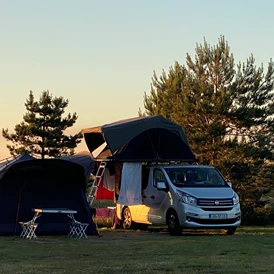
left=88, top=161, right=107, bottom=207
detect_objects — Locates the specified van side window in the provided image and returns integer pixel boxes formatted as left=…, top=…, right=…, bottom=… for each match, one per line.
left=153, top=169, right=167, bottom=187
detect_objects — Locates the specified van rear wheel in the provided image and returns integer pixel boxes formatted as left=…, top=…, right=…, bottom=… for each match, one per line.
left=167, top=210, right=182, bottom=236
left=122, top=207, right=133, bottom=229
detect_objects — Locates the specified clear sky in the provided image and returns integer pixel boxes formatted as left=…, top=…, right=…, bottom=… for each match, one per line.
left=0, top=0, right=273, bottom=159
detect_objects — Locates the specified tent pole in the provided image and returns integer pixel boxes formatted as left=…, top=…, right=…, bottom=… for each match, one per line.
left=13, top=191, right=22, bottom=239
left=13, top=174, right=26, bottom=239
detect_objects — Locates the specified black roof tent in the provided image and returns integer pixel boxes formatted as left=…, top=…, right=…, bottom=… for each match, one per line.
left=82, top=115, right=197, bottom=162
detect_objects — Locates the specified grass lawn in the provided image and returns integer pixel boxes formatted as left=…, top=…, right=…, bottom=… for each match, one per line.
left=0, top=226, right=274, bottom=274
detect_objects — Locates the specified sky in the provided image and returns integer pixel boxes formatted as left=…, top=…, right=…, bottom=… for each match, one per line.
left=0, top=0, right=273, bottom=159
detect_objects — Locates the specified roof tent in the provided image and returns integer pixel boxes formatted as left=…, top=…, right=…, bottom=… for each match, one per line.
left=82, top=115, right=196, bottom=162
left=0, top=152, right=97, bottom=236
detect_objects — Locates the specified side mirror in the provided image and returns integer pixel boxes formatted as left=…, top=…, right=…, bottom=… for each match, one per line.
left=156, top=181, right=167, bottom=191
left=227, top=182, right=232, bottom=188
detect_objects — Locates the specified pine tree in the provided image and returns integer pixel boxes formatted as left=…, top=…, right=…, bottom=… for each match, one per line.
left=2, top=90, right=82, bottom=159
left=140, top=35, right=274, bottom=224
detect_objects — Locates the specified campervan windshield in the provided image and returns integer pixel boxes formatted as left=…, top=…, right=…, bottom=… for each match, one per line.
left=164, top=166, right=228, bottom=188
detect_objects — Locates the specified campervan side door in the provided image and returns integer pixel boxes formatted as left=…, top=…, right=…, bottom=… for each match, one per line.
left=145, top=167, right=170, bottom=225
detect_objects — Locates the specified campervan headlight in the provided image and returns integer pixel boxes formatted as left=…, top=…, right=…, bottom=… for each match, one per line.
left=176, top=190, right=197, bottom=205
left=233, top=193, right=239, bottom=205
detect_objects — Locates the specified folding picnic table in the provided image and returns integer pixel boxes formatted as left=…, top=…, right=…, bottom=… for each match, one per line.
left=19, top=208, right=89, bottom=239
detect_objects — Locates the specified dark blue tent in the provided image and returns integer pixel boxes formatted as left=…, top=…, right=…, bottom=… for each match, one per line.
left=0, top=152, right=97, bottom=236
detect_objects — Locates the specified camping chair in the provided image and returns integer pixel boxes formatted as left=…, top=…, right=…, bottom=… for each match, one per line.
left=67, top=214, right=89, bottom=239
left=19, top=221, right=39, bottom=239
left=19, top=212, right=41, bottom=239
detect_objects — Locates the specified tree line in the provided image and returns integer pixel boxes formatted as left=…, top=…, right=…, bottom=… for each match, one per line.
left=2, top=35, right=274, bottom=225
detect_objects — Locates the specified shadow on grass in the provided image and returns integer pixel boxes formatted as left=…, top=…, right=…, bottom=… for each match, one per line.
left=101, top=226, right=227, bottom=237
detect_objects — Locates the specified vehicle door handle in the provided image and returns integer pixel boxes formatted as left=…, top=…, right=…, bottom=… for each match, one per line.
left=143, top=195, right=146, bottom=198
left=150, top=195, right=155, bottom=199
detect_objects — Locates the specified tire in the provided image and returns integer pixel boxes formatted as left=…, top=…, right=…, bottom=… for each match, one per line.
left=226, top=227, right=237, bottom=235
left=122, top=207, right=133, bottom=229
left=167, top=210, right=182, bottom=236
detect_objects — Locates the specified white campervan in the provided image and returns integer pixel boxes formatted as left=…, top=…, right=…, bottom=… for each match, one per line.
left=116, top=164, right=241, bottom=235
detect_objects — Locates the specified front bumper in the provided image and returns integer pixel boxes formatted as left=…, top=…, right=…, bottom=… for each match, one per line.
left=178, top=203, right=241, bottom=229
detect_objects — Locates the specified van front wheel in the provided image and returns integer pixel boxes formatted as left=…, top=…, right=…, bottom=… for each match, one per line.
left=167, top=210, right=182, bottom=236
left=122, top=207, right=133, bottom=229
left=224, top=227, right=237, bottom=235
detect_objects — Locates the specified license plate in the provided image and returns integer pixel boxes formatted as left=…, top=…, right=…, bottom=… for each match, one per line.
left=209, top=213, right=227, bottom=219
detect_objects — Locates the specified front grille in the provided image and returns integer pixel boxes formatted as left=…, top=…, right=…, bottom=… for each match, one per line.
left=197, top=198, right=233, bottom=206
left=201, top=207, right=233, bottom=211
left=187, top=216, right=239, bottom=225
